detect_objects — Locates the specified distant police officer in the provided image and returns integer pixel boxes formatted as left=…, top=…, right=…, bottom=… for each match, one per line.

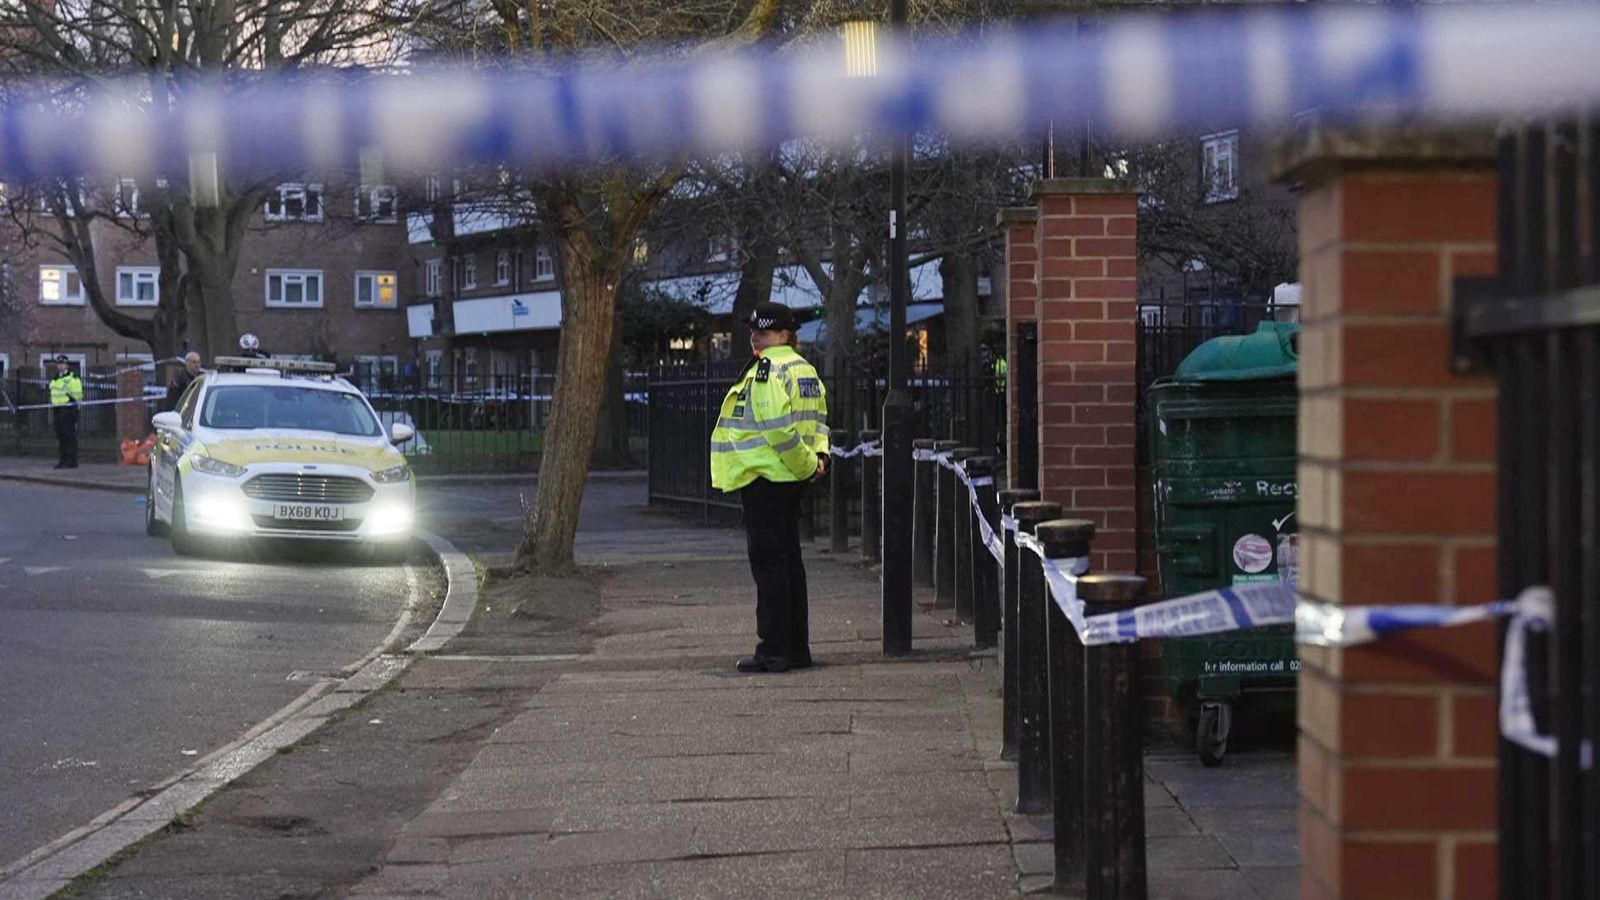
left=49, top=355, right=84, bottom=469
left=711, top=302, right=829, bottom=674
left=237, top=332, right=267, bottom=359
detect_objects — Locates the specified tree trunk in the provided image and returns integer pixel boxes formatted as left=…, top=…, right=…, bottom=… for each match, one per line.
left=516, top=256, right=620, bottom=573
left=594, top=323, right=629, bottom=466
left=730, top=233, right=776, bottom=361
left=940, top=252, right=981, bottom=371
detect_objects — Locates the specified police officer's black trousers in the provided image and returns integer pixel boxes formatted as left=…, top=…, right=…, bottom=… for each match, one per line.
left=54, top=406, right=78, bottom=466
left=740, top=477, right=810, bottom=663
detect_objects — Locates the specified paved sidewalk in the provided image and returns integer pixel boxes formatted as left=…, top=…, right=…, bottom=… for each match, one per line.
left=11, top=460, right=1298, bottom=897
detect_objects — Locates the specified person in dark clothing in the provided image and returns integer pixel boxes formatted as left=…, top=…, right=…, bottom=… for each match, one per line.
left=164, top=352, right=202, bottom=411
left=49, top=356, right=83, bottom=469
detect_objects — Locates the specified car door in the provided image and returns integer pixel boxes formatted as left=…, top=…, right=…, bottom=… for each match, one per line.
left=154, top=376, right=203, bottom=516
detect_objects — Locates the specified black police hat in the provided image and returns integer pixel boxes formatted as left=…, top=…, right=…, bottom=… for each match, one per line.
left=54, top=354, right=70, bottom=364
left=749, top=302, right=800, bottom=332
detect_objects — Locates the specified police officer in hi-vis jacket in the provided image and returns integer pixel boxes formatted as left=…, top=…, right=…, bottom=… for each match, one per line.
left=49, top=355, right=84, bottom=469
left=710, top=302, right=829, bottom=673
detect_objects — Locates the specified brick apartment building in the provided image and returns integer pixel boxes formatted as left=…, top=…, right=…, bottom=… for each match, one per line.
left=0, top=179, right=413, bottom=386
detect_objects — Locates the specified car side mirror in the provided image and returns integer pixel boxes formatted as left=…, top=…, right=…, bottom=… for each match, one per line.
left=389, top=422, right=415, bottom=444
left=151, top=411, right=182, bottom=432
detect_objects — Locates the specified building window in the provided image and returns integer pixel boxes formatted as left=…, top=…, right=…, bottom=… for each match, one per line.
left=38, top=352, right=87, bottom=377
left=425, top=349, right=443, bottom=389
left=495, top=250, right=511, bottom=286
left=1200, top=131, right=1240, bottom=204
left=461, top=254, right=477, bottom=290
left=265, top=269, right=324, bottom=308
left=39, top=265, right=84, bottom=306
left=535, top=246, right=555, bottom=281
left=706, top=235, right=737, bottom=264
left=264, top=183, right=324, bottom=221
left=355, top=355, right=399, bottom=387
left=116, top=179, right=142, bottom=217
left=116, top=266, right=160, bottom=306
left=356, top=185, right=397, bottom=222
left=425, top=259, right=441, bottom=297
left=355, top=271, right=398, bottom=308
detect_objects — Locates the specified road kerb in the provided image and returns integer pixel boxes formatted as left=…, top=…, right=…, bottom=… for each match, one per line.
left=0, top=532, right=468, bottom=898
left=406, top=530, right=479, bottom=653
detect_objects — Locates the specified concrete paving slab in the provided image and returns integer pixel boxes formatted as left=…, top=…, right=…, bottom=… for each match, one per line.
left=401, top=808, right=557, bottom=838
left=1145, top=805, right=1202, bottom=837
left=1013, top=840, right=1054, bottom=877
left=1148, top=867, right=1262, bottom=900
left=1146, top=834, right=1238, bottom=871
left=1216, top=828, right=1300, bottom=868
left=450, top=826, right=694, bottom=869
left=445, top=850, right=848, bottom=900
left=691, top=815, right=1008, bottom=856
left=550, top=796, right=850, bottom=832
left=1242, top=865, right=1300, bottom=900
left=844, top=845, right=1015, bottom=899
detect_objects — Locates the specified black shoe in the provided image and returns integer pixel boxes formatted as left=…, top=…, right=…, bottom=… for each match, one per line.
left=735, top=655, right=789, bottom=673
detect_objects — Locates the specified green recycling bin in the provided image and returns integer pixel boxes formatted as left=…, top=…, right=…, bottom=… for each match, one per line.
left=1148, top=321, right=1300, bottom=767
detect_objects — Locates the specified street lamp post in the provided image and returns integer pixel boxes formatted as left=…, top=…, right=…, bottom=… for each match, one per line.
left=880, top=0, right=913, bottom=655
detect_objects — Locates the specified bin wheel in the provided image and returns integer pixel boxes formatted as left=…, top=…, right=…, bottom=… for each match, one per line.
left=1196, top=701, right=1232, bottom=767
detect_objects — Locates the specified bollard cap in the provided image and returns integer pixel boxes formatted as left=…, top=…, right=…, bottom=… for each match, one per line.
left=933, top=439, right=961, bottom=451
left=965, top=455, right=993, bottom=475
left=1076, top=573, right=1146, bottom=611
left=913, top=438, right=936, bottom=450
left=1012, top=500, right=1063, bottom=527
left=951, top=446, right=979, bottom=461
left=998, top=489, right=1040, bottom=511
left=1035, top=518, right=1096, bottom=554
left=860, top=429, right=881, bottom=441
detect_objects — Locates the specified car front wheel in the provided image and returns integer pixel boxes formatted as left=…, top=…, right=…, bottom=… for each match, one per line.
left=144, top=469, right=168, bottom=537
left=169, top=480, right=200, bottom=557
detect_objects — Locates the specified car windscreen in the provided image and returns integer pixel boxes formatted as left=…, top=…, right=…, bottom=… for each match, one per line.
left=199, top=385, right=381, bottom=436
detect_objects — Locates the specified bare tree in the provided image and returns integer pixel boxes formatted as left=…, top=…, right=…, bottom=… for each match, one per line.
left=0, top=0, right=422, bottom=358
left=406, top=0, right=784, bottom=573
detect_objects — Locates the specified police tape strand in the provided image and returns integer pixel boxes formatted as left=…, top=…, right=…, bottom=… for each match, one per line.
left=915, top=438, right=1575, bottom=764
left=5, top=394, right=163, bottom=413
left=830, top=440, right=882, bottom=459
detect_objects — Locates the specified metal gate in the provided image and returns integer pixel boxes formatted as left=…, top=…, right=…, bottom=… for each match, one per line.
left=1456, top=115, right=1600, bottom=900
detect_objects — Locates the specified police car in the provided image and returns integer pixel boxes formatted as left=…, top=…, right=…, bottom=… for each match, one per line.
left=146, top=354, right=416, bottom=558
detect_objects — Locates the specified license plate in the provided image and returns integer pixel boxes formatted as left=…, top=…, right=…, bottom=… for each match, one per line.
left=274, top=504, right=343, bottom=521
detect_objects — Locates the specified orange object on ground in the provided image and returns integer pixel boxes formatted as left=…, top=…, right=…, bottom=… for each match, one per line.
left=120, top=433, right=157, bottom=466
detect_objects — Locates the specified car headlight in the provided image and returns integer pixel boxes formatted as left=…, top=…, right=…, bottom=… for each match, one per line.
left=372, top=464, right=412, bottom=484
left=191, top=455, right=247, bottom=478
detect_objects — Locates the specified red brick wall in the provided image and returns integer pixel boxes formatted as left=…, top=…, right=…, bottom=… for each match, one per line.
left=1291, top=160, right=1501, bottom=899
left=999, top=207, right=1037, bottom=488
left=1031, top=180, right=1139, bottom=574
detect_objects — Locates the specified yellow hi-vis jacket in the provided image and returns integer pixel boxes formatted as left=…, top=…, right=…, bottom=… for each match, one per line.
left=710, top=345, right=829, bottom=492
left=49, top=372, right=84, bottom=406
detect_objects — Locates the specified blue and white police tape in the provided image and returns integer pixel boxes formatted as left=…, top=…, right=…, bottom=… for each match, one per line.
left=5, top=394, right=164, bottom=413
left=6, top=6, right=1600, bottom=177
left=830, top=440, right=882, bottom=459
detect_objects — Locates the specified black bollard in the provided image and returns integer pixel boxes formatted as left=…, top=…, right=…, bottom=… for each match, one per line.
left=998, top=488, right=1040, bottom=761
left=912, top=438, right=937, bottom=586
left=1081, top=574, right=1149, bottom=900
left=860, top=429, right=882, bottom=563
left=1037, top=518, right=1097, bottom=897
left=829, top=428, right=850, bottom=554
left=950, top=447, right=979, bottom=625
left=966, top=456, right=1001, bottom=649
left=932, top=439, right=961, bottom=609
left=1012, top=499, right=1062, bottom=815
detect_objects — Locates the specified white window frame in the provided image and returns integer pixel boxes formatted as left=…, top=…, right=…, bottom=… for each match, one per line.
left=706, top=235, right=738, bottom=264
left=461, top=254, right=478, bottom=290
left=115, top=266, right=160, bottom=307
left=425, top=349, right=443, bottom=389
left=1200, top=130, right=1240, bottom=204
left=356, top=185, right=398, bottom=222
left=355, top=270, right=398, bottom=309
left=38, top=352, right=87, bottom=378
left=425, top=259, right=441, bottom=297
left=39, top=265, right=85, bottom=306
left=264, top=183, right=325, bottom=222
left=265, top=269, right=324, bottom=308
left=0, top=352, right=10, bottom=380
left=535, top=246, right=554, bottom=281
left=495, top=250, right=511, bottom=286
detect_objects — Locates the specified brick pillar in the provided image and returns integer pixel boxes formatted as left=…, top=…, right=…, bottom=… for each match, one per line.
left=1031, top=179, right=1139, bottom=573
left=1275, top=127, right=1501, bottom=900
left=116, top=367, right=147, bottom=442
left=999, top=207, right=1037, bottom=489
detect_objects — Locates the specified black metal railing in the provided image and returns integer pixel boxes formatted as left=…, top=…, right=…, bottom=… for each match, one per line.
left=1457, top=114, right=1600, bottom=900
left=352, top=366, right=649, bottom=475
left=0, top=367, right=156, bottom=460
left=644, top=355, right=1004, bottom=520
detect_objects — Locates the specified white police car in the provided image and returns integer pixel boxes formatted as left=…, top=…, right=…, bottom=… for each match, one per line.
left=146, top=355, right=416, bottom=558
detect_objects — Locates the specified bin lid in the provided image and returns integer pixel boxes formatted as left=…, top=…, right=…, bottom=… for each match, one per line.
left=1173, top=322, right=1299, bottom=381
